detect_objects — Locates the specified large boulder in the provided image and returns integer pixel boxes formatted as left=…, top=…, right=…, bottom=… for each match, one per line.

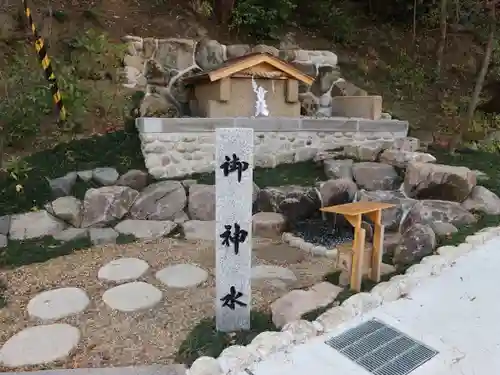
left=343, top=143, right=386, bottom=162
left=323, top=159, right=353, bottom=179
left=194, top=38, right=225, bottom=71
left=129, top=181, right=186, bottom=220
left=391, top=137, right=421, bottom=152
left=357, top=190, right=417, bottom=231
left=81, top=186, right=139, bottom=228
left=462, top=186, right=500, bottom=215
left=400, top=200, right=476, bottom=233
left=114, top=219, right=177, bottom=239
left=116, top=170, right=149, bottom=191
left=151, top=38, right=196, bottom=71
left=383, top=232, right=401, bottom=257
left=182, top=220, right=215, bottom=241
left=48, top=172, right=77, bottom=198
left=352, top=162, right=400, bottom=190
left=256, top=186, right=321, bottom=222
left=188, top=184, right=215, bottom=221
left=319, top=178, right=358, bottom=207
left=403, top=162, right=476, bottom=202
left=45, top=196, right=83, bottom=228
left=0, top=216, right=10, bottom=235
left=393, top=224, right=436, bottom=267
left=252, top=212, right=287, bottom=238
left=379, top=150, right=436, bottom=169
left=9, top=211, right=68, bottom=240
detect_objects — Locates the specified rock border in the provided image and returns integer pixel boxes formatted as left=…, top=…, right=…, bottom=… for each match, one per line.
left=186, top=226, right=500, bottom=375
left=281, top=232, right=338, bottom=259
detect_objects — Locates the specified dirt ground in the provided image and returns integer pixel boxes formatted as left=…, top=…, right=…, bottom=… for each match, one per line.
left=0, top=237, right=338, bottom=371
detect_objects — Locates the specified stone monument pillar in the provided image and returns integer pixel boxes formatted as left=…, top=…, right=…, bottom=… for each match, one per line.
left=215, top=127, right=254, bottom=332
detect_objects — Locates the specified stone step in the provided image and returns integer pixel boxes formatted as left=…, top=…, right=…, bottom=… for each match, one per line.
left=271, top=282, right=344, bottom=328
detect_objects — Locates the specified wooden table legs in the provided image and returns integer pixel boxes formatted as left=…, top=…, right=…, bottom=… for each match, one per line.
left=350, top=226, right=366, bottom=292
left=366, top=209, right=384, bottom=283
left=341, top=209, right=385, bottom=292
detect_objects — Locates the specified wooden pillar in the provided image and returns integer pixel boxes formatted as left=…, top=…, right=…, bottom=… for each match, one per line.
left=366, top=209, right=383, bottom=282
left=350, top=227, right=366, bottom=292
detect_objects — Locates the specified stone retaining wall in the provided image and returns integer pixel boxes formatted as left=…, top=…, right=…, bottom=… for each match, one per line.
left=136, top=117, right=409, bottom=179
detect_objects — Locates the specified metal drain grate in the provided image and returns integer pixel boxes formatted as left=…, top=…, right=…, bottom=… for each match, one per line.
left=325, top=319, right=438, bottom=375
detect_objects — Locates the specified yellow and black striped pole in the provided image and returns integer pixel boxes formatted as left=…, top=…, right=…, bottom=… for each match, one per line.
left=22, top=0, right=67, bottom=122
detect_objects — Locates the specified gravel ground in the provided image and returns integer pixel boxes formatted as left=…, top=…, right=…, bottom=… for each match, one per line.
left=0, top=237, right=337, bottom=371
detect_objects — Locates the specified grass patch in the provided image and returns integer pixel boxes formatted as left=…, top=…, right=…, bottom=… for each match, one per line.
left=0, top=129, right=144, bottom=215
left=0, top=236, right=92, bottom=269
left=175, top=311, right=277, bottom=366
left=433, top=148, right=500, bottom=246
left=0, top=278, right=7, bottom=308
left=1, top=132, right=325, bottom=217
left=191, top=160, right=326, bottom=187
left=0, top=233, right=137, bottom=269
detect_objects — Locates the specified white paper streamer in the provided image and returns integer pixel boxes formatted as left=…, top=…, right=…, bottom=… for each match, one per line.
left=251, top=76, right=269, bottom=117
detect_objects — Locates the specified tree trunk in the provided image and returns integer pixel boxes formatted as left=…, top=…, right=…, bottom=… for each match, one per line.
left=436, top=0, right=448, bottom=76
left=213, top=0, right=235, bottom=25
left=467, top=14, right=496, bottom=123
left=412, top=0, right=417, bottom=42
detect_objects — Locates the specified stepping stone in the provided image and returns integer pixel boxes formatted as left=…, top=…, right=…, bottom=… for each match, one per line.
left=156, top=264, right=208, bottom=288
left=98, top=258, right=150, bottom=283
left=27, top=287, right=90, bottom=320
left=251, top=265, right=297, bottom=283
left=271, top=282, right=343, bottom=328
left=0, top=324, right=80, bottom=367
left=102, top=282, right=162, bottom=312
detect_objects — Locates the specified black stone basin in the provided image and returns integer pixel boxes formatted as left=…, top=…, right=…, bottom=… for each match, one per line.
left=289, top=218, right=354, bottom=248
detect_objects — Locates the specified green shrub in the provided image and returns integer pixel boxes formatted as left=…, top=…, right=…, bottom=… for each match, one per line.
left=230, top=0, right=297, bottom=40
left=296, top=1, right=356, bottom=44
left=65, top=29, right=125, bottom=81
left=0, top=130, right=144, bottom=215
left=0, top=48, right=88, bottom=146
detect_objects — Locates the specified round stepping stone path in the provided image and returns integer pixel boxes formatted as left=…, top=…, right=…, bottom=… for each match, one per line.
left=98, top=258, right=150, bottom=283
left=27, top=287, right=90, bottom=321
left=251, top=265, right=297, bottom=283
left=102, top=282, right=162, bottom=312
left=155, top=264, right=208, bottom=288
left=0, top=324, right=80, bottom=367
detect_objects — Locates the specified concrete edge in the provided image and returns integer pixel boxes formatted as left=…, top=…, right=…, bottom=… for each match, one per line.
left=1, top=365, right=187, bottom=375
left=135, top=117, right=409, bottom=134
left=186, top=226, right=500, bottom=375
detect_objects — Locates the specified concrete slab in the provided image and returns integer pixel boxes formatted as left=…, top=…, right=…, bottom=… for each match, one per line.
left=0, top=364, right=187, bottom=375
left=238, top=236, right=500, bottom=375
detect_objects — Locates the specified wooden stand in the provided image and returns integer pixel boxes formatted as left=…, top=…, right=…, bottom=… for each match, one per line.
left=320, top=201, right=395, bottom=292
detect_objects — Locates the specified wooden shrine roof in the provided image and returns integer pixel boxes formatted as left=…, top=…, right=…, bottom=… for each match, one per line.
left=183, top=52, right=314, bottom=86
